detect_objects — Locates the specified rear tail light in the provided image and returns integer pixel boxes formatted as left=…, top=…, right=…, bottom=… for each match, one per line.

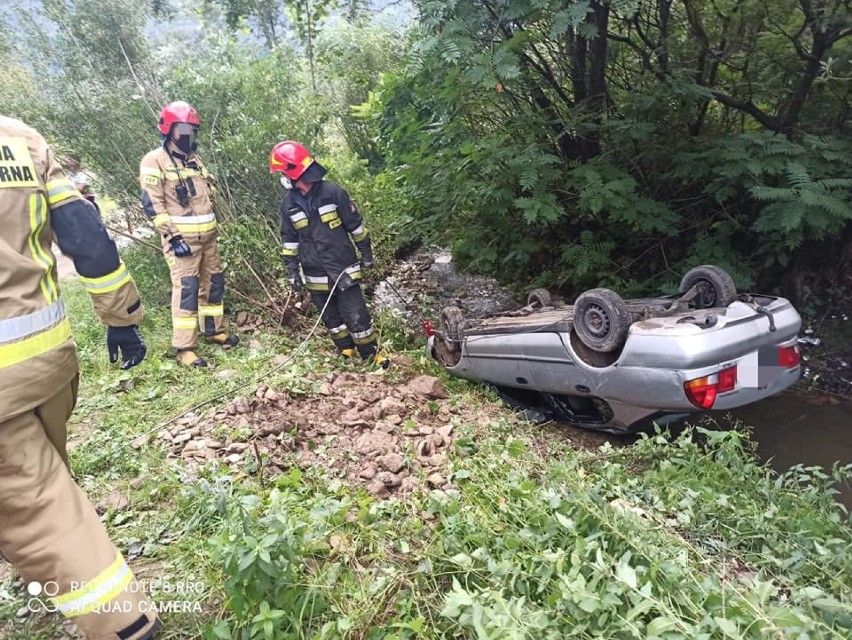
left=778, top=345, right=800, bottom=367
left=683, top=365, right=737, bottom=409
left=423, top=321, right=435, bottom=337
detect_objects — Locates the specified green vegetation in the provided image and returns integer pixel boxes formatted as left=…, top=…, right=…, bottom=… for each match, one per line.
left=1, top=1, right=851, bottom=638
left=3, top=0, right=849, bottom=306
left=3, top=243, right=851, bottom=638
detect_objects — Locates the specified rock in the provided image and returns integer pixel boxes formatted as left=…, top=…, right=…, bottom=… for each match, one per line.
left=366, top=479, right=389, bottom=498
left=379, top=452, right=406, bottom=474
left=129, top=477, right=144, bottom=490
left=249, top=339, right=262, bottom=349
left=437, top=424, right=454, bottom=439
left=16, top=606, right=30, bottom=618
left=394, top=355, right=414, bottom=368
left=236, top=311, right=249, bottom=326
left=354, top=431, right=394, bottom=456
left=130, top=433, right=150, bottom=449
left=263, top=425, right=288, bottom=438
left=264, top=388, right=280, bottom=402
left=415, top=439, right=432, bottom=457
left=206, top=440, right=224, bottom=450
left=157, top=430, right=173, bottom=442
left=427, top=433, right=445, bottom=451
left=400, top=477, right=420, bottom=492
left=173, top=432, right=192, bottom=444
left=375, top=471, right=402, bottom=488
left=407, top=375, right=448, bottom=399
left=182, top=440, right=204, bottom=452
left=379, top=397, right=407, bottom=418
left=225, top=453, right=242, bottom=464
left=359, top=464, right=378, bottom=480
left=99, top=490, right=129, bottom=512
left=427, top=473, right=447, bottom=488
left=318, top=383, right=333, bottom=396
left=232, top=396, right=250, bottom=414
left=255, top=384, right=269, bottom=398
left=273, top=354, right=289, bottom=365
left=418, top=426, right=435, bottom=436
left=374, top=421, right=396, bottom=434
left=214, top=369, right=237, bottom=380
left=361, top=390, right=383, bottom=405
left=226, top=442, right=248, bottom=454
left=332, top=373, right=359, bottom=389
left=428, top=453, right=447, bottom=467
left=385, top=414, right=403, bottom=426
left=341, top=397, right=358, bottom=408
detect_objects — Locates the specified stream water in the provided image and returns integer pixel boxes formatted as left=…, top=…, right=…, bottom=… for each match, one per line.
left=374, top=249, right=852, bottom=508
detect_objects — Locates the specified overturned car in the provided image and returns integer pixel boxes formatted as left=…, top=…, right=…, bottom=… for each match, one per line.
left=427, top=266, right=802, bottom=433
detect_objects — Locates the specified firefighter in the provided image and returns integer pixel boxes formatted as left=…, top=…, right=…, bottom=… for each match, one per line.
left=71, top=172, right=100, bottom=216
left=139, top=101, right=238, bottom=368
left=0, top=116, right=160, bottom=639
left=269, top=141, right=388, bottom=367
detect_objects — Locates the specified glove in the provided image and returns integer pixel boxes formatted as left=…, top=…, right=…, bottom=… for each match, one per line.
left=107, top=325, right=147, bottom=370
left=360, top=258, right=374, bottom=270
left=169, top=234, right=192, bottom=257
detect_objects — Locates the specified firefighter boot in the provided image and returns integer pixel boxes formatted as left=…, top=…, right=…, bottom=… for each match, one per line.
left=205, top=333, right=240, bottom=349
left=372, top=353, right=391, bottom=370
left=177, top=349, right=208, bottom=368
left=340, top=348, right=358, bottom=358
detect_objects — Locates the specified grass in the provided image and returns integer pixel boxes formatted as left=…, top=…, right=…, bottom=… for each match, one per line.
left=1, top=245, right=852, bottom=639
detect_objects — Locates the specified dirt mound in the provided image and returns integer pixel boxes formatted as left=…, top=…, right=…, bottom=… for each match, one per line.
left=155, top=370, right=477, bottom=498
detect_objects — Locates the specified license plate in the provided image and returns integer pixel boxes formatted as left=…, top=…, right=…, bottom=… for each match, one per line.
left=738, top=347, right=790, bottom=388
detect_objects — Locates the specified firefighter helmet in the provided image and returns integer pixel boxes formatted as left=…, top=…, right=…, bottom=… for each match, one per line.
left=158, top=101, right=200, bottom=135
left=269, top=141, right=327, bottom=183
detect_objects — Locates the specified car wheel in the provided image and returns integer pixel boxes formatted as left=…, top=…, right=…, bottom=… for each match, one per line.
left=440, top=306, right=464, bottom=352
left=527, top=288, right=552, bottom=309
left=680, top=265, right=737, bottom=309
left=573, top=288, right=631, bottom=353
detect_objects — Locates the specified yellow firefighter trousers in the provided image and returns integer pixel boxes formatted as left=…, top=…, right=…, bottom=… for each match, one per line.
left=0, top=379, right=160, bottom=639
left=167, top=233, right=225, bottom=349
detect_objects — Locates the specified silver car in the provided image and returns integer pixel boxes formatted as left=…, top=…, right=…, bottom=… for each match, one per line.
left=427, top=266, right=802, bottom=433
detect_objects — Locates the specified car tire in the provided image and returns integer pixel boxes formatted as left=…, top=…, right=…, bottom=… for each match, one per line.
left=573, top=288, right=631, bottom=353
left=440, top=306, right=464, bottom=352
left=527, top=288, right=552, bottom=309
left=680, top=265, right=737, bottom=309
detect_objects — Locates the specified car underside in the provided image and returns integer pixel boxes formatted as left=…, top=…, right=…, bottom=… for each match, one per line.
left=427, top=266, right=803, bottom=433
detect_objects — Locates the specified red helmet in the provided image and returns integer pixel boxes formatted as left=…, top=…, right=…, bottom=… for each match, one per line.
left=269, top=141, right=327, bottom=182
left=158, top=101, right=200, bottom=135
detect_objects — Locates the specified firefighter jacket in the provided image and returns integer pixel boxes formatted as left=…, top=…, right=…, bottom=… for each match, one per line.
left=139, top=146, right=217, bottom=243
left=0, top=116, right=144, bottom=418
left=279, top=180, right=373, bottom=291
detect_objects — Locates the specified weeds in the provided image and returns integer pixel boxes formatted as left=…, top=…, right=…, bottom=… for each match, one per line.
left=2, top=255, right=851, bottom=640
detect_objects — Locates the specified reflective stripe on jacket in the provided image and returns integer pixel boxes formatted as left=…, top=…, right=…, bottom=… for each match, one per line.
left=139, top=147, right=217, bottom=240
left=279, top=180, right=373, bottom=286
left=0, top=116, right=144, bottom=418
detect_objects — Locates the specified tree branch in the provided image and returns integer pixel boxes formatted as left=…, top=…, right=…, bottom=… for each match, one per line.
left=710, top=90, right=784, bottom=131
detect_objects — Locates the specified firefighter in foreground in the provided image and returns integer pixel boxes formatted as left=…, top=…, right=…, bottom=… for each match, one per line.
left=269, top=141, right=388, bottom=367
left=139, top=101, right=238, bottom=368
left=0, top=116, right=160, bottom=639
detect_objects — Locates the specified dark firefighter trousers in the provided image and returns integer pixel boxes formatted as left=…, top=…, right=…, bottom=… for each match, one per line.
left=309, top=284, right=378, bottom=358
